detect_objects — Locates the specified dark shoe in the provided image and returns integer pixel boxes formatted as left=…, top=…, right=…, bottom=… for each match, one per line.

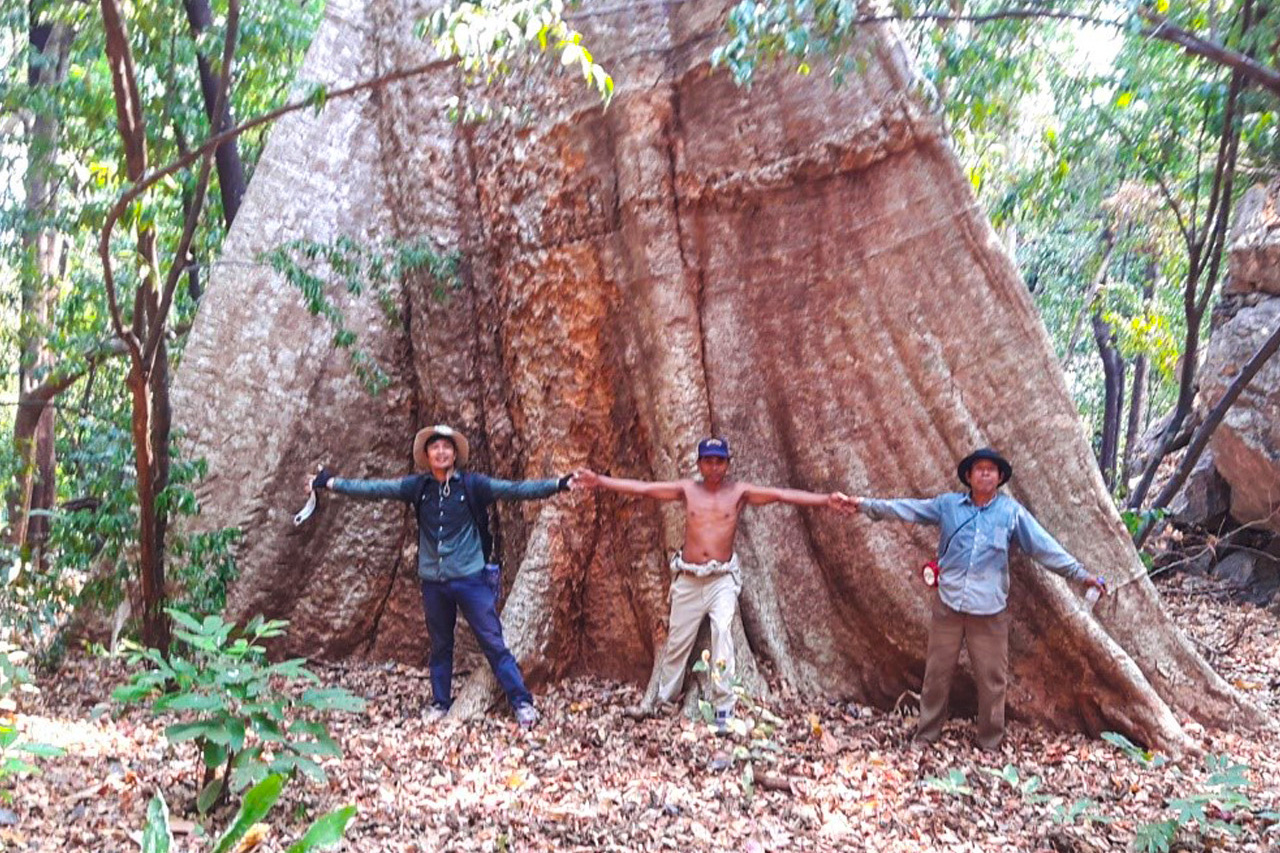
left=714, top=709, right=733, bottom=737
left=422, top=704, right=449, bottom=724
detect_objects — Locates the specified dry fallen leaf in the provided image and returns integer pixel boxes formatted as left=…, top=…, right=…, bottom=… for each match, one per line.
left=231, top=822, right=269, bottom=853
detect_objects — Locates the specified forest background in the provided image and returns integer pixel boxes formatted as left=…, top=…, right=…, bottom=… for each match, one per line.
left=1, top=1, right=1279, bottom=851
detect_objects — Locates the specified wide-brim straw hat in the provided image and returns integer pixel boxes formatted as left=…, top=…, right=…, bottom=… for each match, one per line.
left=413, top=424, right=470, bottom=470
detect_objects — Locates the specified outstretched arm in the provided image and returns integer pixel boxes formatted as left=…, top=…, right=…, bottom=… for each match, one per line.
left=486, top=473, right=574, bottom=502
left=304, top=464, right=417, bottom=502
left=854, top=496, right=943, bottom=525
left=742, top=484, right=852, bottom=511
left=1012, top=505, right=1104, bottom=591
left=573, top=468, right=685, bottom=502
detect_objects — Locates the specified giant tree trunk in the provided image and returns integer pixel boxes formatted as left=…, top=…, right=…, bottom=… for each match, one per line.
left=171, top=0, right=1267, bottom=752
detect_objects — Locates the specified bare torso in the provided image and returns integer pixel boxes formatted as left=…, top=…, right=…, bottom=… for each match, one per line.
left=680, top=479, right=748, bottom=563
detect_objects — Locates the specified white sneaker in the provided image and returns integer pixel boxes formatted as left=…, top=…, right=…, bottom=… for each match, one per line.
left=514, top=703, right=540, bottom=729
left=422, top=704, right=448, bottom=724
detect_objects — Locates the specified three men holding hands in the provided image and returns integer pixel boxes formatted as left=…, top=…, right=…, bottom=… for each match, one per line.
left=307, top=428, right=1105, bottom=748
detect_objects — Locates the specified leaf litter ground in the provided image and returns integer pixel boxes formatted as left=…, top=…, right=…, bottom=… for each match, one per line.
left=4, top=574, right=1278, bottom=852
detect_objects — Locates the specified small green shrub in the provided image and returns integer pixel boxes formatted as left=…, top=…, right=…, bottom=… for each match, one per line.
left=1102, top=730, right=1167, bottom=768
left=1049, top=796, right=1112, bottom=826
left=1133, top=754, right=1260, bottom=853
left=924, top=768, right=973, bottom=797
left=141, top=773, right=356, bottom=853
left=113, top=609, right=366, bottom=813
left=691, top=648, right=785, bottom=801
left=0, top=645, right=64, bottom=803
left=0, top=724, right=64, bottom=803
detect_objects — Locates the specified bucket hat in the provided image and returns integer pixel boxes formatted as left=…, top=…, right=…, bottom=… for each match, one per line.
left=957, top=447, right=1012, bottom=486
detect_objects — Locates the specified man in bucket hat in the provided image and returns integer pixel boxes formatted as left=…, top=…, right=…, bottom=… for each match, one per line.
left=851, top=447, right=1106, bottom=750
left=306, top=424, right=574, bottom=728
left=573, top=437, right=854, bottom=732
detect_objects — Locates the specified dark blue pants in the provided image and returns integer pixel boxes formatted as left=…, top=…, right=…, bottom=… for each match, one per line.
left=420, top=568, right=532, bottom=710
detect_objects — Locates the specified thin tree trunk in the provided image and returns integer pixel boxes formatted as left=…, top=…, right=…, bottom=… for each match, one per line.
left=10, top=8, right=73, bottom=557
left=1063, top=229, right=1116, bottom=370
left=1123, top=266, right=1156, bottom=482
left=1092, top=311, right=1125, bottom=490
left=126, top=367, right=169, bottom=649
left=150, top=338, right=172, bottom=575
left=183, top=0, right=246, bottom=225
left=1128, top=72, right=1243, bottom=511
left=101, top=0, right=171, bottom=651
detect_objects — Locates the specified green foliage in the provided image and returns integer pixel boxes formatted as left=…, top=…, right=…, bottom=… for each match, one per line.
left=261, top=236, right=461, bottom=394
left=0, top=722, right=65, bottom=803
left=1132, top=754, right=1258, bottom=852
left=0, top=543, right=80, bottom=664
left=1103, top=730, right=1167, bottom=768
left=0, top=647, right=64, bottom=803
left=983, top=762, right=1048, bottom=801
left=113, top=610, right=366, bottom=813
left=691, top=648, right=785, bottom=802
left=420, top=0, right=614, bottom=113
left=169, top=527, right=242, bottom=617
left=1, top=0, right=322, bottom=656
left=923, top=768, right=973, bottom=796
left=1051, top=796, right=1113, bottom=826
left=1118, top=510, right=1166, bottom=567
left=35, top=412, right=242, bottom=640
left=141, top=774, right=356, bottom=853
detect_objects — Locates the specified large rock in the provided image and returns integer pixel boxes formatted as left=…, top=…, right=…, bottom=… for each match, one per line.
left=1167, top=447, right=1231, bottom=531
left=1227, top=182, right=1280, bottom=296
left=170, top=0, right=1263, bottom=746
left=1214, top=550, right=1280, bottom=606
left=1201, top=181, right=1280, bottom=534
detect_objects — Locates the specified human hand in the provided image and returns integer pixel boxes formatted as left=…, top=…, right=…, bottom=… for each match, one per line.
left=307, top=465, right=332, bottom=496
left=572, top=467, right=600, bottom=490
left=839, top=494, right=862, bottom=514
left=1088, top=575, right=1107, bottom=596
left=828, top=492, right=856, bottom=513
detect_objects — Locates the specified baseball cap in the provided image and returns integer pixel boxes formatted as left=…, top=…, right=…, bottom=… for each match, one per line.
left=697, top=437, right=731, bottom=459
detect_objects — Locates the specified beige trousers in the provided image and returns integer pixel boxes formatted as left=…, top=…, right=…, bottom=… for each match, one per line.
left=916, top=594, right=1010, bottom=750
left=655, top=563, right=741, bottom=713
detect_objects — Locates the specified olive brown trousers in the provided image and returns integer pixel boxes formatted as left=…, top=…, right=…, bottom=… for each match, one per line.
left=916, top=594, right=1011, bottom=750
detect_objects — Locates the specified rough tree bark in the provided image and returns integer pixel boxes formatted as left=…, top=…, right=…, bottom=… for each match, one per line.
left=9, top=8, right=72, bottom=559
left=172, top=0, right=1268, bottom=752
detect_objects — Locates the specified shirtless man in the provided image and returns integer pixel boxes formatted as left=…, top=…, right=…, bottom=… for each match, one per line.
left=574, top=437, right=852, bottom=725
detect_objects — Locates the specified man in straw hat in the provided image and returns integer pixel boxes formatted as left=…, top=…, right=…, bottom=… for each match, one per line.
left=307, top=424, right=574, bottom=728
left=850, top=447, right=1107, bottom=750
left=573, top=437, right=855, bottom=732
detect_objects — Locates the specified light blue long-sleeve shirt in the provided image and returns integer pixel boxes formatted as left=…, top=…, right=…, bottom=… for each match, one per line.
left=861, top=492, right=1087, bottom=615
left=328, top=471, right=562, bottom=581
